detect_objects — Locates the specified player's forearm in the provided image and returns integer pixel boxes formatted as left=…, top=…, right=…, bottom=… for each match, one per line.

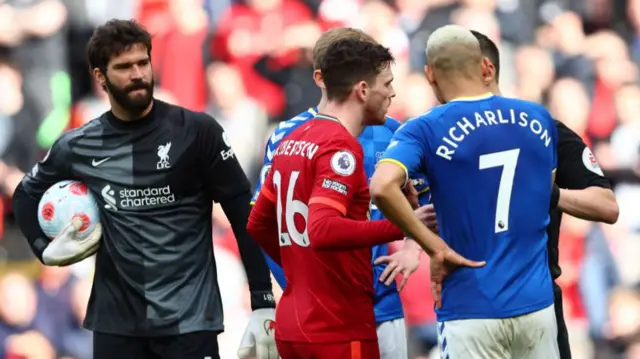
left=251, top=234, right=281, bottom=267
left=12, top=182, right=49, bottom=263
left=557, top=187, right=619, bottom=224
left=221, top=190, right=275, bottom=309
left=371, top=184, right=447, bottom=256
left=308, top=205, right=403, bottom=249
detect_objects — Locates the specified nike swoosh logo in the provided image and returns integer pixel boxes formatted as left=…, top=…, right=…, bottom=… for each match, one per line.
left=92, top=157, right=111, bottom=167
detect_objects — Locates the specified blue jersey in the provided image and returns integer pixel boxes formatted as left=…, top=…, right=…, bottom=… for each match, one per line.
left=252, top=108, right=429, bottom=324
left=381, top=94, right=557, bottom=321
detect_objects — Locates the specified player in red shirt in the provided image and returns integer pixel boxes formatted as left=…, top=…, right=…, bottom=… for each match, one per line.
left=247, top=38, right=447, bottom=358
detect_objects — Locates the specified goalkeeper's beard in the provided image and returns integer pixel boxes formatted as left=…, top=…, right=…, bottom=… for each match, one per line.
left=106, top=76, right=155, bottom=116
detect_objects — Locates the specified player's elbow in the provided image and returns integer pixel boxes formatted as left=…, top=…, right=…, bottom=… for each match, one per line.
left=584, top=187, right=619, bottom=224
left=246, top=220, right=258, bottom=240
left=600, top=191, right=619, bottom=224
left=12, top=182, right=37, bottom=221
left=369, top=175, right=396, bottom=206
left=307, top=205, right=341, bottom=250
left=307, top=212, right=329, bottom=250
left=370, top=162, right=406, bottom=202
left=246, top=213, right=268, bottom=247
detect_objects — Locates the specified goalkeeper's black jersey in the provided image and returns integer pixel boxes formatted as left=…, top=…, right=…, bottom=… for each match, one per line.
left=14, top=100, right=269, bottom=336
left=546, top=120, right=612, bottom=280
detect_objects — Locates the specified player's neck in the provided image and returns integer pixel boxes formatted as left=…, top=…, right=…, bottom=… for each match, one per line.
left=440, top=80, right=490, bottom=103
left=316, top=95, right=327, bottom=111
left=321, top=101, right=366, bottom=137
left=489, top=83, right=501, bottom=96
left=110, top=100, right=154, bottom=122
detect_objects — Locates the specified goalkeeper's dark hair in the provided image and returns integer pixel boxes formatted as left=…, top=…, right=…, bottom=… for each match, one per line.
left=86, top=19, right=152, bottom=73
left=320, top=38, right=394, bottom=102
left=470, top=30, right=500, bottom=82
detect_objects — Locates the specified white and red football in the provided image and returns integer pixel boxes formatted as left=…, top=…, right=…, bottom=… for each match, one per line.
left=37, top=180, right=100, bottom=241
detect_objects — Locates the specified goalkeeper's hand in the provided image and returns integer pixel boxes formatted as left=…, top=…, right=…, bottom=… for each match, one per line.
left=42, top=218, right=102, bottom=266
left=237, top=308, right=278, bottom=359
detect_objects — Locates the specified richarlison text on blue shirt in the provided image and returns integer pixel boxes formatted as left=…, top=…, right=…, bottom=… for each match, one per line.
left=436, top=109, right=552, bottom=161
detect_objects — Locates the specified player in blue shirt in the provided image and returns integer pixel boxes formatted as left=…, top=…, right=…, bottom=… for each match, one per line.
left=370, top=25, right=560, bottom=358
left=247, top=28, right=429, bottom=359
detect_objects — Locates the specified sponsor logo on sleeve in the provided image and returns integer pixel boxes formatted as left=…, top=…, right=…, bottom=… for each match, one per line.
left=220, top=132, right=235, bottom=160
left=321, top=178, right=348, bottom=195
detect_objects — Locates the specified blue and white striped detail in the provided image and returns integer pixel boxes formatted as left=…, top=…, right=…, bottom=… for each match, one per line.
left=438, top=321, right=449, bottom=359
left=251, top=109, right=316, bottom=205
left=265, top=113, right=311, bottom=161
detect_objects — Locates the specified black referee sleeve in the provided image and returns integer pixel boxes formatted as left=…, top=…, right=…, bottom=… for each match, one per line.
left=555, top=120, right=611, bottom=190
left=550, top=184, right=560, bottom=210
left=220, top=190, right=275, bottom=310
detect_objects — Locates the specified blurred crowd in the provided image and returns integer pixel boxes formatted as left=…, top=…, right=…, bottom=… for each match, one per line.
left=0, top=0, right=640, bottom=358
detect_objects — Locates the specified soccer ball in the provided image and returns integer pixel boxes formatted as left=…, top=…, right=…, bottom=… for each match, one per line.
left=38, top=180, right=100, bottom=241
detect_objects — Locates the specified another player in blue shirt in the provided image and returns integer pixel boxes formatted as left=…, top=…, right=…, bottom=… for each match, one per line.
left=247, top=28, right=429, bottom=359
left=371, top=25, right=560, bottom=358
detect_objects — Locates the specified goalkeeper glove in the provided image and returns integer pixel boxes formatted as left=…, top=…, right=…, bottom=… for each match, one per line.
left=42, top=218, right=102, bottom=266
left=237, top=308, right=278, bottom=359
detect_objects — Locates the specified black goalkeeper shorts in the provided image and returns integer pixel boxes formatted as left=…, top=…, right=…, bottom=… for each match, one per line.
left=93, top=331, right=220, bottom=359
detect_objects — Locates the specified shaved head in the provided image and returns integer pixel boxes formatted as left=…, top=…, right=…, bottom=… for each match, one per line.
left=424, top=25, right=488, bottom=103
left=426, top=25, right=483, bottom=78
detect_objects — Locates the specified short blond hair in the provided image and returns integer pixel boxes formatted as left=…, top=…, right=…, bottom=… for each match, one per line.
left=312, top=28, right=376, bottom=69
left=426, top=25, right=482, bottom=77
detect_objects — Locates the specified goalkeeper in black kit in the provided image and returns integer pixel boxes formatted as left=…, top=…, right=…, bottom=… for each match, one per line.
left=12, top=19, right=277, bottom=359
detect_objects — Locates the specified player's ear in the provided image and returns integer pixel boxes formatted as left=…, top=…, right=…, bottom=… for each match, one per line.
left=313, top=69, right=326, bottom=89
left=355, top=81, right=368, bottom=102
left=93, top=68, right=107, bottom=91
left=481, top=57, right=494, bottom=84
left=424, top=65, right=436, bottom=87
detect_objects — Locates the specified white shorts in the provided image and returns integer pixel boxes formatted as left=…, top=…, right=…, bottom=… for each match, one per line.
left=437, top=304, right=559, bottom=359
left=377, top=318, right=408, bottom=359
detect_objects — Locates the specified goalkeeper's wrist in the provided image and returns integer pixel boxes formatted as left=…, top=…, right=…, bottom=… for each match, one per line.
left=250, top=290, right=276, bottom=310
left=550, top=184, right=560, bottom=210
left=32, top=237, right=49, bottom=263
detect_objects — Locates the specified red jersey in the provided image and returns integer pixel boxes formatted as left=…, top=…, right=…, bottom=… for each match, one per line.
left=248, top=116, right=403, bottom=343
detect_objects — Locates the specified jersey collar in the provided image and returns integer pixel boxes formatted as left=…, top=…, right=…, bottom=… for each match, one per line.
left=106, top=100, right=159, bottom=130
left=314, top=113, right=341, bottom=123
left=449, top=92, right=494, bottom=103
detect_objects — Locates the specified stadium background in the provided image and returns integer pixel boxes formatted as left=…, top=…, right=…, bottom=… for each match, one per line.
left=0, top=0, right=639, bottom=358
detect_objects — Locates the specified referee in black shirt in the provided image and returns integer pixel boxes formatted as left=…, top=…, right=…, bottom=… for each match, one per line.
left=471, top=30, right=619, bottom=359
left=12, top=20, right=277, bottom=359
